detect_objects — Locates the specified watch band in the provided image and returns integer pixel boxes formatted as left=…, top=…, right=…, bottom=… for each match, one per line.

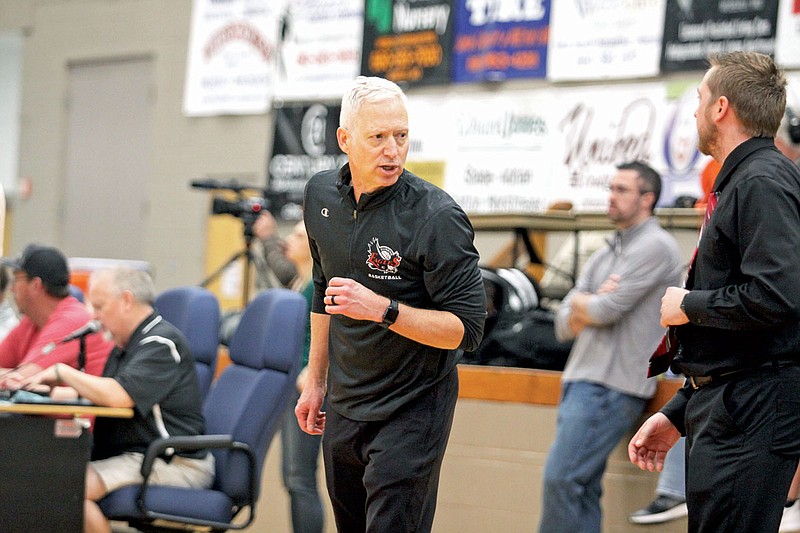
left=381, top=299, right=399, bottom=328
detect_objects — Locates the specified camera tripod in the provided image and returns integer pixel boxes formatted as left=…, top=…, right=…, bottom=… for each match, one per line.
left=200, top=222, right=256, bottom=309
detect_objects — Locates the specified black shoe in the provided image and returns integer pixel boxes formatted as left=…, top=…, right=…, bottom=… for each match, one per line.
left=628, top=495, right=688, bottom=524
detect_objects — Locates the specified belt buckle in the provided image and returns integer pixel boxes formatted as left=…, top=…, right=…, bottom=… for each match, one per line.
left=690, top=375, right=712, bottom=389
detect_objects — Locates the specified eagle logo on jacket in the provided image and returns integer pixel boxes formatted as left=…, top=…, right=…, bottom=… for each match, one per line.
left=366, top=238, right=401, bottom=274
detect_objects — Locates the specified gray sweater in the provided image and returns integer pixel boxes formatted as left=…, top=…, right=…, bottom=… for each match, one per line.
left=556, top=217, right=682, bottom=398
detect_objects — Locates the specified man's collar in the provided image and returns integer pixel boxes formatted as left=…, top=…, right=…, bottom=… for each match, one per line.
left=336, top=164, right=405, bottom=209
left=714, top=137, right=775, bottom=193
left=122, top=311, right=160, bottom=349
left=618, top=216, right=657, bottom=240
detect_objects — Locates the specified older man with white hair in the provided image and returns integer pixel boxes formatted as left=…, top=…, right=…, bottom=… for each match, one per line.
left=24, top=267, right=213, bottom=533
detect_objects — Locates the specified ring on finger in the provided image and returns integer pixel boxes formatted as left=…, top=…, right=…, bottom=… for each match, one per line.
left=330, top=295, right=336, bottom=305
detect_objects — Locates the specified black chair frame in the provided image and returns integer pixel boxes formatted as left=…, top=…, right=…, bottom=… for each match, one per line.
left=127, top=435, right=258, bottom=532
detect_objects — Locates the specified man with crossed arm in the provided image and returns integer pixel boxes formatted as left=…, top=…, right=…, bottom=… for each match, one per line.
left=539, top=162, right=682, bottom=532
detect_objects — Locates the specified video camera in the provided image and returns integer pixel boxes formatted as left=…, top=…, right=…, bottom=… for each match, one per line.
left=191, top=178, right=271, bottom=237
left=210, top=196, right=268, bottom=224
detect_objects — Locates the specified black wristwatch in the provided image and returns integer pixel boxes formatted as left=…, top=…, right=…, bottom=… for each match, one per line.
left=380, top=299, right=399, bottom=328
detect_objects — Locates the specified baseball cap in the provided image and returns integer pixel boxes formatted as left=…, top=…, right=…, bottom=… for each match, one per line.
left=1, top=244, right=70, bottom=288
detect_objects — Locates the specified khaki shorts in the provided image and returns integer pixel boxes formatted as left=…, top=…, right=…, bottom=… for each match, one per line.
left=91, top=451, right=215, bottom=493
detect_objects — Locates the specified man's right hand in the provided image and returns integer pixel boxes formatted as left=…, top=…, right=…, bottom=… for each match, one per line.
left=0, top=371, right=23, bottom=390
left=295, top=380, right=326, bottom=435
left=628, top=412, right=681, bottom=472
left=597, top=273, right=620, bottom=295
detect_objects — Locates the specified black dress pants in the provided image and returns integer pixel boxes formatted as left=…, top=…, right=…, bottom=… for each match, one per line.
left=322, top=369, right=459, bottom=533
left=685, top=365, right=800, bottom=533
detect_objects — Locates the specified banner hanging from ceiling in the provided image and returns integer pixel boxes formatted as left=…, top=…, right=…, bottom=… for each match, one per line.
left=360, top=0, right=454, bottom=86
left=267, top=102, right=347, bottom=220
left=775, top=0, right=800, bottom=68
left=452, top=0, right=550, bottom=83
left=406, top=78, right=706, bottom=215
left=660, top=0, right=779, bottom=73
left=183, top=0, right=281, bottom=116
left=547, top=0, right=666, bottom=81
left=274, top=0, right=364, bottom=100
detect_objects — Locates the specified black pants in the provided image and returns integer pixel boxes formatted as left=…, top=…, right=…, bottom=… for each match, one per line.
left=322, top=369, right=459, bottom=533
left=685, top=365, right=800, bottom=533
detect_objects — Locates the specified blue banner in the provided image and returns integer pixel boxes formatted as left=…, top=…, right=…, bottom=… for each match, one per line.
left=452, top=0, right=550, bottom=83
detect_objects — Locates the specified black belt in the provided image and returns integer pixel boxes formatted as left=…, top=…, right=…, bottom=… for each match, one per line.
left=688, top=359, right=800, bottom=390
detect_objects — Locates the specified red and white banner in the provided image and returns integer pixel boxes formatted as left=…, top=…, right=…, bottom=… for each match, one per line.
left=274, top=0, right=364, bottom=100
left=183, top=0, right=281, bottom=116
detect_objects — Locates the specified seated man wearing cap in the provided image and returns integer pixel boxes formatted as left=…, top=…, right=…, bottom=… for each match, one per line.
left=0, top=244, right=113, bottom=386
left=22, top=266, right=213, bottom=533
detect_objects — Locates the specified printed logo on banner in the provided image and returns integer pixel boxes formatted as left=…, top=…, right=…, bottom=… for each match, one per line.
left=662, top=89, right=700, bottom=176
left=367, top=0, right=393, bottom=33
left=660, top=85, right=704, bottom=204
left=268, top=103, right=347, bottom=220
left=301, top=104, right=328, bottom=157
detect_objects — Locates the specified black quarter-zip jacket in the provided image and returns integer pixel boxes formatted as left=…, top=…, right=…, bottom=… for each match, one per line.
left=304, top=164, right=486, bottom=421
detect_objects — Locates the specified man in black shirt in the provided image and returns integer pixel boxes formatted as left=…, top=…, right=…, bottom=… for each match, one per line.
left=296, top=76, right=486, bottom=533
left=629, top=52, right=800, bottom=532
left=23, top=267, right=212, bottom=533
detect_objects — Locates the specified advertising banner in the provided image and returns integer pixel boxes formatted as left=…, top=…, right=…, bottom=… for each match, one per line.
left=361, top=0, right=454, bottom=86
left=0, top=31, right=22, bottom=201
left=661, top=0, right=778, bottom=73
left=440, top=92, right=559, bottom=214
left=776, top=0, right=800, bottom=68
left=788, top=73, right=800, bottom=126
left=550, top=83, right=668, bottom=209
left=274, top=0, right=364, bottom=100
left=405, top=79, right=706, bottom=216
left=547, top=0, right=666, bottom=81
left=267, top=103, right=347, bottom=220
left=452, top=0, right=550, bottom=83
left=183, top=0, right=281, bottom=116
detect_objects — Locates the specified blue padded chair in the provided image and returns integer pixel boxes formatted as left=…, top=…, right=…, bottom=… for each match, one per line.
left=154, top=286, right=221, bottom=400
left=98, top=288, right=307, bottom=532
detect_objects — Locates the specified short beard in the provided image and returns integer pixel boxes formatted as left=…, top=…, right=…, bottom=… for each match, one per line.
left=697, top=107, right=719, bottom=157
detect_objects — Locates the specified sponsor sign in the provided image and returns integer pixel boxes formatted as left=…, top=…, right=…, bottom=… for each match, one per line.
left=452, top=0, right=550, bottom=83
left=661, top=0, right=779, bottom=73
left=267, top=103, right=347, bottom=220
left=361, top=0, right=454, bottom=86
left=183, top=0, right=281, bottom=116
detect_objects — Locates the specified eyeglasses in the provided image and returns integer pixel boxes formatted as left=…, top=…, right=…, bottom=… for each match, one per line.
left=608, top=185, right=653, bottom=196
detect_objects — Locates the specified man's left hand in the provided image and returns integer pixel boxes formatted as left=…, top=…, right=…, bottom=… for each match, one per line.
left=325, top=277, right=385, bottom=323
